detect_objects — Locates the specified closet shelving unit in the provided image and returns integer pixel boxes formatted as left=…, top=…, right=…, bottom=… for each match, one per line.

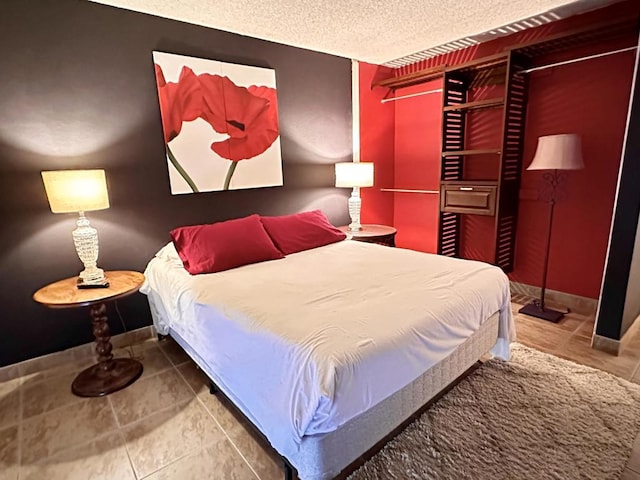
left=438, top=51, right=530, bottom=272
left=372, top=15, right=639, bottom=273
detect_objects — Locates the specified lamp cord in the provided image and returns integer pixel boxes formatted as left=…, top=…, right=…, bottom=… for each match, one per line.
left=114, top=300, right=136, bottom=359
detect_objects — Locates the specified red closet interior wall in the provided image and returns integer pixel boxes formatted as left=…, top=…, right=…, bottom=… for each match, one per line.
left=359, top=1, right=638, bottom=299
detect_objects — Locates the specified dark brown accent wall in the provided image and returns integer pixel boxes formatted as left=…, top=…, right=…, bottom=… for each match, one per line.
left=596, top=33, right=640, bottom=340
left=0, top=0, right=352, bottom=367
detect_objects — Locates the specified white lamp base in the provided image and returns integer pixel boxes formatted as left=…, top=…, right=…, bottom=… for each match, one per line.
left=73, top=213, right=107, bottom=287
left=348, top=187, right=362, bottom=231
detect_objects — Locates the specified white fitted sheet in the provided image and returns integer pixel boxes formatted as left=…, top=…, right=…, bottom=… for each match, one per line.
left=141, top=240, right=514, bottom=458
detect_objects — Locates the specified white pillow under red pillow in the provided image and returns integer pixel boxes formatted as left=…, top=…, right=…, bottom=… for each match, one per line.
left=170, top=214, right=284, bottom=275
left=260, top=210, right=346, bottom=255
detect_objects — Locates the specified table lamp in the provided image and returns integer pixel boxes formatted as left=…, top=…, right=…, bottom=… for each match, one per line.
left=41, top=169, right=110, bottom=288
left=518, top=134, right=584, bottom=322
left=335, top=162, right=374, bottom=231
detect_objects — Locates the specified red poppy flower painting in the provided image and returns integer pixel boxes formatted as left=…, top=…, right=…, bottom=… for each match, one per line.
left=152, top=51, right=283, bottom=194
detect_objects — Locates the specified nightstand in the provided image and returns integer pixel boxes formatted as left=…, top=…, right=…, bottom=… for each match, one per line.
left=339, top=224, right=397, bottom=247
left=33, top=270, right=145, bottom=397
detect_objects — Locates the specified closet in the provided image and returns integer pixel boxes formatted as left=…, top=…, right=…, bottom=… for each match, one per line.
left=373, top=15, right=638, bottom=273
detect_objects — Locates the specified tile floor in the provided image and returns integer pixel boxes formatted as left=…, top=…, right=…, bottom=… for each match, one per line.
left=3, top=299, right=640, bottom=480
left=0, top=339, right=283, bottom=480
left=511, top=295, right=640, bottom=382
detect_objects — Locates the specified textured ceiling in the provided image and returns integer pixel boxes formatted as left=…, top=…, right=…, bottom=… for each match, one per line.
left=90, top=0, right=609, bottom=65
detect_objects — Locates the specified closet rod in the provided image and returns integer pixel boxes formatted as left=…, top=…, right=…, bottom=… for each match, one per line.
left=381, top=88, right=443, bottom=104
left=380, top=188, right=439, bottom=194
left=522, top=46, right=637, bottom=74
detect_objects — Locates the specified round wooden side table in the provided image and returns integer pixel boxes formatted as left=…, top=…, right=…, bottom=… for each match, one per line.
left=339, top=224, right=397, bottom=247
left=33, top=270, right=145, bottom=397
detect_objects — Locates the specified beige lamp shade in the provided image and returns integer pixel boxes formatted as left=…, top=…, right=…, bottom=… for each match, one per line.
left=335, top=162, right=374, bottom=188
left=528, top=134, right=584, bottom=171
left=41, top=169, right=110, bottom=213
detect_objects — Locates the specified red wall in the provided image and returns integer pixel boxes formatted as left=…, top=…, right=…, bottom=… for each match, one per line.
left=359, top=63, right=395, bottom=226
left=359, top=1, right=638, bottom=299
left=512, top=50, right=634, bottom=298
left=393, top=81, right=442, bottom=252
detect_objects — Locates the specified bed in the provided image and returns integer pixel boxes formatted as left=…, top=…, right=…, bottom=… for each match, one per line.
left=141, top=238, right=514, bottom=480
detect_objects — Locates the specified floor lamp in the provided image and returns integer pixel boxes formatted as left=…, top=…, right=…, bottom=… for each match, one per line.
left=519, top=134, right=584, bottom=322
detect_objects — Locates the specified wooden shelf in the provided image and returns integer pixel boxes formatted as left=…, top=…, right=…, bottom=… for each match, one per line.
left=509, top=15, right=639, bottom=59
left=373, top=65, right=445, bottom=90
left=441, top=148, right=501, bottom=157
left=443, top=98, right=505, bottom=112
left=445, top=52, right=509, bottom=74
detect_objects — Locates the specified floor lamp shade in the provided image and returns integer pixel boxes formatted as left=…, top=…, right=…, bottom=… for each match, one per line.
left=519, top=134, right=584, bottom=323
left=41, top=170, right=110, bottom=287
left=528, top=134, right=584, bottom=171
left=335, top=162, right=374, bottom=231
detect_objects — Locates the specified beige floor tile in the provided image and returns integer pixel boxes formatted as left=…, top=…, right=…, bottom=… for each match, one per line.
left=0, top=378, right=21, bottom=429
left=197, top=391, right=238, bottom=433
left=177, top=361, right=210, bottom=396
left=22, top=397, right=118, bottom=463
left=22, top=371, right=82, bottom=419
left=18, top=351, right=89, bottom=384
left=21, top=431, right=135, bottom=480
left=557, top=335, right=639, bottom=380
left=229, top=427, right=282, bottom=480
left=574, top=318, right=596, bottom=339
left=622, top=469, right=640, bottom=480
left=513, top=316, right=571, bottom=353
left=198, top=393, right=281, bottom=480
left=145, top=442, right=257, bottom=480
left=112, top=343, right=172, bottom=380
left=626, top=432, right=640, bottom=473
left=122, top=398, right=223, bottom=478
left=22, top=354, right=97, bottom=385
left=158, top=338, right=191, bottom=366
left=0, top=425, right=19, bottom=480
left=109, top=368, right=193, bottom=427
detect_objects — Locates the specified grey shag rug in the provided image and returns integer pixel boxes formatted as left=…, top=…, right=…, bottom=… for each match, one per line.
left=348, top=343, right=640, bottom=480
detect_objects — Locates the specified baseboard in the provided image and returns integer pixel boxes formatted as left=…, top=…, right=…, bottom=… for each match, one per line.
left=590, top=312, right=640, bottom=356
left=592, top=335, right=621, bottom=355
left=509, top=281, right=598, bottom=316
left=0, top=325, right=156, bottom=383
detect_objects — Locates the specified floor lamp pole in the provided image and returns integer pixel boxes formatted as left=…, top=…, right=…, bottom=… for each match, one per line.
left=519, top=169, right=565, bottom=323
left=539, top=196, right=555, bottom=310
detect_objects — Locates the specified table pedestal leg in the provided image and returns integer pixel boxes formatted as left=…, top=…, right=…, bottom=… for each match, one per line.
left=71, top=302, right=143, bottom=397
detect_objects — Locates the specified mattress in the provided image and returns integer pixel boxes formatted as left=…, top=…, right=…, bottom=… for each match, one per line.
left=141, top=240, right=514, bottom=460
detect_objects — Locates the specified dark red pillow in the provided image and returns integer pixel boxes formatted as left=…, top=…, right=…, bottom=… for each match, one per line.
left=260, top=210, right=346, bottom=255
left=170, top=214, right=284, bottom=275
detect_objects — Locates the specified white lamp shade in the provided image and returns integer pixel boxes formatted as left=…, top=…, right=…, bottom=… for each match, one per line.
left=528, top=134, right=584, bottom=171
left=335, top=162, right=374, bottom=188
left=42, top=169, right=110, bottom=213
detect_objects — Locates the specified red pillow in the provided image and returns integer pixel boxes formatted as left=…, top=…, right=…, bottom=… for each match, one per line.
left=260, top=210, right=346, bottom=255
left=170, top=214, right=284, bottom=274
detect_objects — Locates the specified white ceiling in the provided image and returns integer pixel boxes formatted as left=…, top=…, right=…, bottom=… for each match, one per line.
left=90, top=0, right=610, bottom=65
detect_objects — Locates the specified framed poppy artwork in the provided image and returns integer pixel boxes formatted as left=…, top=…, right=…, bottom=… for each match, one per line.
left=152, top=51, right=283, bottom=194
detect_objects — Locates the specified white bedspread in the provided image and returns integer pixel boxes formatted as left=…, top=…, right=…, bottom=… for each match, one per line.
left=141, top=240, right=514, bottom=458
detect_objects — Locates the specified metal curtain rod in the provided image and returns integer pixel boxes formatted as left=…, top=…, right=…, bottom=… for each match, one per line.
left=380, top=188, right=439, bottom=194
left=522, top=46, right=638, bottom=74
left=381, top=88, right=443, bottom=104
